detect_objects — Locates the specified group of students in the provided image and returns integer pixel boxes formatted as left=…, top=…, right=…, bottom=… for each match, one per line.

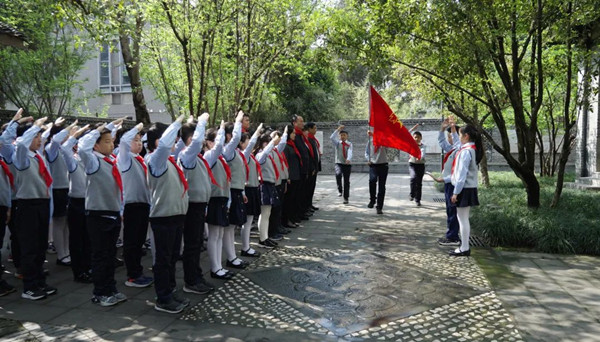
left=329, top=117, right=482, bottom=258
left=0, top=109, right=322, bottom=314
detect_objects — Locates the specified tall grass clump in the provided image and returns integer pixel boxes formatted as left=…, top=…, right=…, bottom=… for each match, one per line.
left=471, top=172, right=600, bottom=255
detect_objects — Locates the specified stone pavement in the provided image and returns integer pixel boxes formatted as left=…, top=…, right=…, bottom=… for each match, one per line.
left=0, top=174, right=598, bottom=341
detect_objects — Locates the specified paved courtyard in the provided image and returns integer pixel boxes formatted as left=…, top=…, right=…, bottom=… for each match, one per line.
left=0, top=174, right=598, bottom=341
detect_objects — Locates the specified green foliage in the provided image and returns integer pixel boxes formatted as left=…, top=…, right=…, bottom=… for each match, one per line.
left=0, top=0, right=91, bottom=117
left=472, top=172, right=600, bottom=255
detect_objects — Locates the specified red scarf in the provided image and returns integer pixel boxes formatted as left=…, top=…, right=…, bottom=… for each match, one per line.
left=441, top=149, right=456, bottom=171
left=294, top=127, right=314, bottom=158
left=34, top=153, right=53, bottom=189
left=341, top=141, right=350, bottom=160
left=218, top=156, right=232, bottom=183
left=0, top=159, right=14, bottom=188
left=103, top=156, right=123, bottom=200
left=197, top=154, right=219, bottom=186
left=286, top=140, right=302, bottom=166
left=268, top=154, right=280, bottom=180
left=274, top=147, right=288, bottom=169
left=238, top=149, right=249, bottom=182
left=307, top=133, right=321, bottom=155
left=168, top=156, right=189, bottom=197
left=249, top=154, right=263, bottom=183
left=134, top=155, right=147, bottom=176
left=451, top=144, right=476, bottom=175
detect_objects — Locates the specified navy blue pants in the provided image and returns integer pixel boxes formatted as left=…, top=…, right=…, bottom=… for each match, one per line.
left=183, top=202, right=206, bottom=286
left=444, top=183, right=460, bottom=241
left=16, top=199, right=50, bottom=292
left=68, top=197, right=90, bottom=278
left=409, top=163, right=425, bottom=202
left=369, top=163, right=389, bottom=209
left=335, top=164, right=352, bottom=200
left=123, top=203, right=150, bottom=280
left=87, top=211, right=121, bottom=296
left=151, top=215, right=184, bottom=303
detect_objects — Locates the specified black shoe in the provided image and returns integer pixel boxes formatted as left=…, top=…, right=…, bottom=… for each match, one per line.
left=114, top=257, right=124, bottom=267
left=300, top=216, right=310, bottom=221
left=56, top=256, right=71, bottom=266
left=171, top=291, right=190, bottom=307
left=21, top=289, right=47, bottom=300
left=210, top=269, right=234, bottom=279
left=39, top=284, right=57, bottom=296
left=367, top=200, right=375, bottom=208
left=416, top=201, right=421, bottom=206
left=183, top=282, right=214, bottom=295
left=311, top=206, right=319, bottom=211
left=154, top=299, right=186, bottom=314
left=304, top=212, right=313, bottom=217
left=226, top=258, right=249, bottom=269
left=376, top=208, right=383, bottom=214
left=0, top=280, right=16, bottom=297
left=338, top=192, right=342, bottom=197
left=343, top=199, right=349, bottom=204
left=449, top=249, right=471, bottom=257
left=409, top=196, right=414, bottom=201
left=74, top=272, right=93, bottom=284
left=279, top=228, right=292, bottom=234
left=241, top=248, right=261, bottom=257
left=438, top=238, right=461, bottom=246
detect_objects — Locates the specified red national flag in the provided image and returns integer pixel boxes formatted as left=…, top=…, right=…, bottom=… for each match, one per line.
left=369, top=86, right=421, bottom=159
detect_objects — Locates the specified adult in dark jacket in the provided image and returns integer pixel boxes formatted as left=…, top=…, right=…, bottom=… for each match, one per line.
left=291, top=115, right=312, bottom=220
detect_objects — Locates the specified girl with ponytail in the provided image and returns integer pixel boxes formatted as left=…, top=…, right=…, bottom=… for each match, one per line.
left=449, top=124, right=482, bottom=257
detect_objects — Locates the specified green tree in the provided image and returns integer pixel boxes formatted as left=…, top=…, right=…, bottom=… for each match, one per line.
left=325, top=0, right=597, bottom=208
left=0, top=0, right=90, bottom=117
left=58, top=0, right=152, bottom=124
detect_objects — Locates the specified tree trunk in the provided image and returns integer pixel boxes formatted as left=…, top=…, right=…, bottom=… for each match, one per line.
left=479, top=143, right=490, bottom=187
left=119, top=16, right=150, bottom=124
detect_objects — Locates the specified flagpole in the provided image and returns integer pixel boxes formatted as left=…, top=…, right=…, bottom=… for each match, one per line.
left=368, top=85, right=372, bottom=128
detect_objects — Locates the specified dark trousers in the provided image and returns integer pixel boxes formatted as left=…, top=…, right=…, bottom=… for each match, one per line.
left=269, top=183, right=285, bottom=237
left=283, top=180, right=300, bottom=224
left=123, top=203, right=150, bottom=280
left=183, top=202, right=206, bottom=286
left=409, top=163, right=425, bottom=202
left=15, top=199, right=50, bottom=291
left=150, top=215, right=184, bottom=303
left=369, top=163, right=389, bottom=209
left=86, top=211, right=121, bottom=296
left=297, top=175, right=308, bottom=213
left=8, top=200, right=20, bottom=269
left=0, top=205, right=7, bottom=280
left=444, top=183, right=460, bottom=241
left=306, top=173, right=317, bottom=209
left=67, top=198, right=91, bottom=277
left=335, top=164, right=352, bottom=200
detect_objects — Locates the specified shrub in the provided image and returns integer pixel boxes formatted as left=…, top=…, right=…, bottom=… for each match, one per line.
left=471, top=172, right=600, bottom=255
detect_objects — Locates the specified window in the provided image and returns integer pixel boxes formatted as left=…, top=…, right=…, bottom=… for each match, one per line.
left=98, top=42, right=131, bottom=94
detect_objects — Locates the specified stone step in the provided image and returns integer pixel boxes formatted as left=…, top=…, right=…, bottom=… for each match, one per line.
left=574, top=176, right=600, bottom=186
left=564, top=182, right=600, bottom=191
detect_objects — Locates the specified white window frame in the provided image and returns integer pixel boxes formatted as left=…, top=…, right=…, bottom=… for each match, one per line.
left=98, top=42, right=132, bottom=94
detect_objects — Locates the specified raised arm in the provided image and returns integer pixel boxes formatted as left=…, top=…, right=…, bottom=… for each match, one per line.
left=256, top=137, right=278, bottom=164
left=147, top=116, right=184, bottom=176
left=46, top=120, right=76, bottom=162
left=243, top=123, right=262, bottom=159
left=179, top=113, right=209, bottom=168
left=276, top=126, right=288, bottom=153
left=14, top=117, right=47, bottom=170
left=222, top=111, right=244, bottom=161
left=203, top=121, right=226, bottom=167
left=330, top=126, right=341, bottom=145
left=117, top=123, right=143, bottom=171
left=78, top=124, right=104, bottom=174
